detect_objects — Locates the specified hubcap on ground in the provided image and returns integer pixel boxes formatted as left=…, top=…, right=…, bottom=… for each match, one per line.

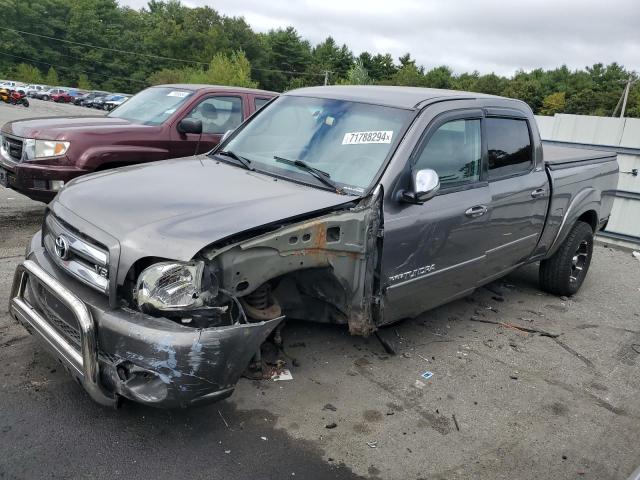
left=570, top=240, right=589, bottom=283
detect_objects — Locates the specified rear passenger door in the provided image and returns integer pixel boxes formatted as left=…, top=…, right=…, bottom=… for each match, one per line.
left=480, top=112, right=548, bottom=282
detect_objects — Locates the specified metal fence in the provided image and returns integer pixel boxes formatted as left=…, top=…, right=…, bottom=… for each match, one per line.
left=535, top=114, right=640, bottom=246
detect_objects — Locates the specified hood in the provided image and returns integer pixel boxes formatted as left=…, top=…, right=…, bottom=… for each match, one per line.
left=51, top=156, right=354, bottom=280
left=2, top=116, right=153, bottom=140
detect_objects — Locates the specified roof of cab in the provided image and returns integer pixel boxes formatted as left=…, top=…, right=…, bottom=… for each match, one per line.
left=156, top=84, right=277, bottom=95
left=286, top=85, right=502, bottom=109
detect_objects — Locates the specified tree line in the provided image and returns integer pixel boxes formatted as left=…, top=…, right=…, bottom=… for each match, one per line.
left=2, top=0, right=639, bottom=117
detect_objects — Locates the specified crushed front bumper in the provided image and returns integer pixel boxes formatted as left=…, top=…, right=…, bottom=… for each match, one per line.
left=8, top=235, right=283, bottom=408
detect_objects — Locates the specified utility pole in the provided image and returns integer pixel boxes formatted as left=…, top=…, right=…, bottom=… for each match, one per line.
left=620, top=77, right=631, bottom=118
left=323, top=71, right=329, bottom=86
left=613, top=76, right=637, bottom=118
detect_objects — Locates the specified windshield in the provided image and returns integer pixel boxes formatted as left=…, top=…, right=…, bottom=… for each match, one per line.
left=108, top=87, right=194, bottom=125
left=220, top=96, right=411, bottom=194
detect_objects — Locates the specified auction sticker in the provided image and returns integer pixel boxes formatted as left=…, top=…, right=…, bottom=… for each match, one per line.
left=167, top=91, right=190, bottom=98
left=342, top=130, right=393, bottom=145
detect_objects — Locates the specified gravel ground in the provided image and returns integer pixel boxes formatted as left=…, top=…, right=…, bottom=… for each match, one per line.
left=1, top=101, right=639, bottom=480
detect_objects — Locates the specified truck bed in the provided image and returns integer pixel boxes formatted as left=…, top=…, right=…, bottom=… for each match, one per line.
left=542, top=142, right=616, bottom=169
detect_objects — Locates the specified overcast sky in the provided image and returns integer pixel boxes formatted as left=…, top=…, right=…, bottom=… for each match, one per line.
left=119, top=0, right=639, bottom=76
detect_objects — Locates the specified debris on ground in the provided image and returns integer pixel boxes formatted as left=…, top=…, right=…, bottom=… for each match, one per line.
left=631, top=344, right=640, bottom=354
left=325, top=422, right=337, bottom=429
left=323, top=403, right=337, bottom=412
left=421, top=371, right=434, bottom=380
left=452, top=414, right=460, bottom=431
left=375, top=330, right=398, bottom=355
left=414, top=380, right=426, bottom=389
left=271, top=369, right=293, bottom=381
left=632, top=251, right=640, bottom=261
left=402, top=352, right=412, bottom=358
left=218, top=409, right=230, bottom=429
left=366, top=442, right=378, bottom=448
left=469, top=316, right=559, bottom=338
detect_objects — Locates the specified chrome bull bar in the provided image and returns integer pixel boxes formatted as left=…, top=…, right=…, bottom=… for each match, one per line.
left=9, top=260, right=116, bottom=407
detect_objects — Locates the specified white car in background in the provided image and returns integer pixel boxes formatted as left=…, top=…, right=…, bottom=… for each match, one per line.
left=25, top=84, right=49, bottom=97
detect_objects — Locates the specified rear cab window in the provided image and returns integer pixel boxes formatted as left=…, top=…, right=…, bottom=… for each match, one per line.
left=486, top=117, right=533, bottom=179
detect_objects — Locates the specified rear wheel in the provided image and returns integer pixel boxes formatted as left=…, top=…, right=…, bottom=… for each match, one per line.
left=539, top=221, right=594, bottom=296
left=43, top=95, right=49, bottom=101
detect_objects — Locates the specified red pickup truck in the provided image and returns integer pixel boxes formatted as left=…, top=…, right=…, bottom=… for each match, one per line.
left=0, top=84, right=276, bottom=202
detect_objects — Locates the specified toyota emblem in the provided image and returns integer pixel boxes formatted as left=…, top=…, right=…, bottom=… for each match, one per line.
left=54, top=236, right=69, bottom=260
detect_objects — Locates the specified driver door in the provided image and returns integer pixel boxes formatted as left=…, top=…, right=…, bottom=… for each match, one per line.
left=172, top=95, right=245, bottom=156
left=381, top=109, right=493, bottom=321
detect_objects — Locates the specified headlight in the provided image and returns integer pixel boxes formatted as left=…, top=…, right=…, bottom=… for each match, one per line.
left=23, top=139, right=70, bottom=160
left=136, top=261, right=206, bottom=313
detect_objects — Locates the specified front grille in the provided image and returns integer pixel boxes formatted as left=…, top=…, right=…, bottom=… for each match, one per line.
left=26, top=279, right=81, bottom=346
left=43, top=213, right=110, bottom=294
left=1, top=135, right=23, bottom=162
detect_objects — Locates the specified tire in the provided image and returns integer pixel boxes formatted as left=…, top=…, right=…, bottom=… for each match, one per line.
left=539, top=221, right=594, bottom=296
left=43, top=95, right=49, bottom=101
left=22, top=99, right=29, bottom=108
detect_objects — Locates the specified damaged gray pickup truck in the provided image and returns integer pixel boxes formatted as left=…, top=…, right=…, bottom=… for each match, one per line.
left=9, top=86, right=618, bottom=408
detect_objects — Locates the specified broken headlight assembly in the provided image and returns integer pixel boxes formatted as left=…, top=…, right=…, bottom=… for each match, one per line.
left=135, top=261, right=218, bottom=314
left=134, top=260, right=247, bottom=328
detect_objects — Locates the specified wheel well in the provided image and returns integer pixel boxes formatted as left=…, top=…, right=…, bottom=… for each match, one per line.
left=577, top=210, right=598, bottom=232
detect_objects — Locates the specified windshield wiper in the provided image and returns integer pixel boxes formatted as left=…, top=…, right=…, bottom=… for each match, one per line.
left=274, top=156, right=343, bottom=194
left=216, top=150, right=254, bottom=171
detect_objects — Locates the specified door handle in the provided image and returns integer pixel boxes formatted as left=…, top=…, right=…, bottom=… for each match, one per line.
left=465, top=205, right=488, bottom=218
left=531, top=188, right=546, bottom=198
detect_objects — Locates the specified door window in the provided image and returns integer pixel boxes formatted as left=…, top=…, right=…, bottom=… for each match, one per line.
left=184, top=96, right=243, bottom=134
left=415, top=119, right=481, bottom=188
left=254, top=97, right=270, bottom=111
left=486, top=118, right=532, bottom=179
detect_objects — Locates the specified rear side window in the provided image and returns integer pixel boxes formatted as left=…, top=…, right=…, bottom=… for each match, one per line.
left=415, top=119, right=482, bottom=188
left=254, top=97, right=270, bottom=111
left=486, top=118, right=532, bottom=179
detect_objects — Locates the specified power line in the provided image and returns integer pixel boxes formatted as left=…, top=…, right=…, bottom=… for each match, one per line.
left=0, top=51, right=148, bottom=85
left=1, top=26, right=209, bottom=65
left=3, top=26, right=329, bottom=77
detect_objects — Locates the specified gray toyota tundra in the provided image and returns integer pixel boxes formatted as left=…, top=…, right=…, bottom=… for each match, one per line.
left=9, top=86, right=618, bottom=408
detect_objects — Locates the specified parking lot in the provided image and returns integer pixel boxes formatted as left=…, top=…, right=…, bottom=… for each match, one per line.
left=1, top=101, right=639, bottom=480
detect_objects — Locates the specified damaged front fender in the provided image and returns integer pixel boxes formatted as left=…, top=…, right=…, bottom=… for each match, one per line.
left=203, top=189, right=383, bottom=335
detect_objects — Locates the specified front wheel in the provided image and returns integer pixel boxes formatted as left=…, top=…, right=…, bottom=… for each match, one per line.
left=22, top=99, right=29, bottom=107
left=43, top=95, right=49, bottom=101
left=539, top=221, right=594, bottom=296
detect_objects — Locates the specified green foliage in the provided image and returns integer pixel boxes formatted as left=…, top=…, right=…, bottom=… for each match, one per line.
left=147, top=51, right=257, bottom=88
left=391, top=63, right=424, bottom=87
left=45, top=67, right=59, bottom=86
left=12, top=63, right=43, bottom=83
left=0, top=0, right=637, bottom=116
left=540, top=92, right=566, bottom=115
left=77, top=73, right=91, bottom=89
left=338, top=60, right=372, bottom=85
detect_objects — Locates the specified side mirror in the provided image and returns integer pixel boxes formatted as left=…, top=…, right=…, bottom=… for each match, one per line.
left=221, top=129, right=234, bottom=143
left=177, top=118, right=203, bottom=135
left=400, top=168, right=440, bottom=204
